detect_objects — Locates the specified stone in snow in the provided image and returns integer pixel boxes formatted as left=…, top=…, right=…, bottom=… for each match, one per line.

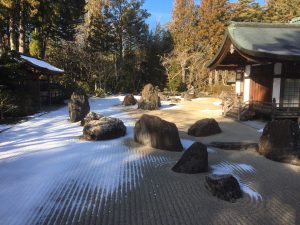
left=205, top=174, right=243, bottom=202
left=82, top=116, right=126, bottom=141
left=68, top=90, right=90, bottom=123
left=122, top=94, right=137, bottom=106
left=81, top=112, right=104, bottom=126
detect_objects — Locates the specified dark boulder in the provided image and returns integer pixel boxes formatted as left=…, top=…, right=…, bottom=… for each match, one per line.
left=122, top=94, right=137, bottom=106
left=172, top=142, right=208, bottom=174
left=68, top=90, right=90, bottom=123
left=188, top=118, right=221, bottom=137
left=81, top=112, right=104, bottom=126
left=208, top=142, right=258, bottom=151
left=205, top=174, right=243, bottom=202
left=138, top=84, right=161, bottom=110
left=258, top=120, right=300, bottom=164
left=134, top=114, right=183, bottom=151
left=82, top=117, right=126, bottom=141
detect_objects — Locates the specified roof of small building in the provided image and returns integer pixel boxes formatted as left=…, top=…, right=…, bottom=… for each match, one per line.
left=12, top=51, right=64, bottom=75
left=208, top=22, right=300, bottom=69
left=20, top=55, right=64, bottom=73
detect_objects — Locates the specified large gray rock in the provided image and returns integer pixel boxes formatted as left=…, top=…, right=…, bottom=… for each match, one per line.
left=205, top=174, right=243, bottom=202
left=81, top=112, right=104, bottom=126
left=258, top=120, right=300, bottom=164
left=172, top=142, right=208, bottom=174
left=138, top=84, right=161, bottom=110
left=82, top=117, right=126, bottom=141
left=188, top=118, right=221, bottom=137
left=122, top=94, right=137, bottom=106
left=68, top=90, right=90, bottom=123
left=134, top=114, right=183, bottom=151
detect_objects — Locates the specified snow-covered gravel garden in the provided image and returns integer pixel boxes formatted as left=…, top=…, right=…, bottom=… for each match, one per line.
left=0, top=96, right=298, bottom=225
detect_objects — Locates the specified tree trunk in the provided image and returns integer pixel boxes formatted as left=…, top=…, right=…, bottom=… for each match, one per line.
left=9, top=0, right=19, bottom=51
left=181, top=64, right=186, bottom=84
left=214, top=70, right=219, bottom=84
left=0, top=32, right=3, bottom=57
left=209, top=71, right=213, bottom=85
left=9, top=15, right=17, bottom=51
left=18, top=1, right=26, bottom=53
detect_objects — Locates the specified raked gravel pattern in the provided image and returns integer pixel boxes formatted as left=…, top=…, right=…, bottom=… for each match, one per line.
left=0, top=96, right=299, bottom=225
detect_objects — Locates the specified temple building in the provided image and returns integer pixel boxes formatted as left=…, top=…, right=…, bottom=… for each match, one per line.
left=208, top=21, right=300, bottom=120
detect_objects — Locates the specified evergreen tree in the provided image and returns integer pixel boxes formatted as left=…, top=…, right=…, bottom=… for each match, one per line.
left=264, top=0, right=300, bottom=23
left=168, top=0, right=197, bottom=84
left=233, top=0, right=263, bottom=22
left=169, top=0, right=197, bottom=51
left=198, top=0, right=232, bottom=58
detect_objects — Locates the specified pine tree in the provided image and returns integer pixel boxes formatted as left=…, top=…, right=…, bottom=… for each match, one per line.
left=169, top=0, right=197, bottom=51
left=168, top=0, right=197, bottom=83
left=233, top=0, right=263, bottom=22
left=198, top=0, right=232, bottom=58
left=26, top=0, right=85, bottom=58
left=18, top=0, right=40, bottom=53
left=264, top=0, right=300, bottom=23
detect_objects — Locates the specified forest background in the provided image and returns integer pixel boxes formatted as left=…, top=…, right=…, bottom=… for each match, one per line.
left=0, top=0, right=300, bottom=118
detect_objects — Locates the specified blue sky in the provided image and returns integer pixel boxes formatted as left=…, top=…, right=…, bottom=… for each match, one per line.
left=143, top=0, right=266, bottom=29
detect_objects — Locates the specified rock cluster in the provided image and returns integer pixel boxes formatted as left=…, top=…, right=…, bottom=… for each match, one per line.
left=68, top=90, right=90, bottom=123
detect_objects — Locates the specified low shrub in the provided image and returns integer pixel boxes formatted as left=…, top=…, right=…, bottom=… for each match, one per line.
left=95, top=88, right=106, bottom=97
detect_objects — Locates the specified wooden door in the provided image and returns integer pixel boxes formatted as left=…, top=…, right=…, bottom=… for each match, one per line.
left=250, top=73, right=272, bottom=103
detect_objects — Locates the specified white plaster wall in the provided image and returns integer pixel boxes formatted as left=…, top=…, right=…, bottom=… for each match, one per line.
left=244, top=65, right=251, bottom=78
left=244, top=78, right=251, bottom=102
left=272, top=78, right=281, bottom=103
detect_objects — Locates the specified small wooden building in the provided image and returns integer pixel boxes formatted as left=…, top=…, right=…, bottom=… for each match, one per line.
left=15, top=52, right=65, bottom=107
left=208, top=22, right=300, bottom=120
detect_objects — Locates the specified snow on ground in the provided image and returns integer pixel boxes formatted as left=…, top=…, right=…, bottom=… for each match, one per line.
left=0, top=96, right=183, bottom=225
left=213, top=101, right=222, bottom=106
left=0, top=124, right=12, bottom=132
left=0, top=112, right=47, bottom=133
left=242, top=120, right=266, bottom=133
left=211, top=161, right=263, bottom=201
left=0, top=95, right=261, bottom=224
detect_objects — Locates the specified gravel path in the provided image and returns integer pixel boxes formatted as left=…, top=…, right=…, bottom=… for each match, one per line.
left=0, top=97, right=299, bottom=225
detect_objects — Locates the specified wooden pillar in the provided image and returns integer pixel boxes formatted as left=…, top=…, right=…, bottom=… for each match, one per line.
left=209, top=71, right=213, bottom=85
left=38, top=76, right=41, bottom=110
left=214, top=70, right=219, bottom=84
left=243, top=65, right=251, bottom=103
left=48, top=75, right=52, bottom=106
left=272, top=63, right=282, bottom=105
